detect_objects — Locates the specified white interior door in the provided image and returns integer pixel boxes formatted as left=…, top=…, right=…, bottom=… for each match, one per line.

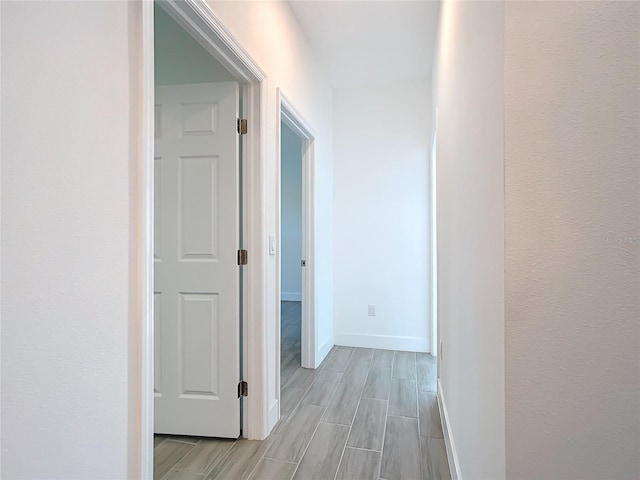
left=154, top=82, right=240, bottom=438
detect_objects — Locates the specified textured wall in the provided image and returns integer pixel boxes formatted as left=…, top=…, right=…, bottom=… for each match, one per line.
left=433, top=1, right=506, bottom=477
left=1, top=1, right=135, bottom=477
left=505, top=2, right=640, bottom=478
left=333, top=81, right=431, bottom=352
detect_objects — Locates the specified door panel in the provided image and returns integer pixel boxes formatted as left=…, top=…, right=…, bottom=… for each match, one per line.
left=154, top=82, right=240, bottom=438
left=179, top=293, right=219, bottom=397
left=179, top=155, right=218, bottom=260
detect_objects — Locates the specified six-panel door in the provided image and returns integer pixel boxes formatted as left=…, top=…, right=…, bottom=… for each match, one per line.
left=154, top=82, right=240, bottom=438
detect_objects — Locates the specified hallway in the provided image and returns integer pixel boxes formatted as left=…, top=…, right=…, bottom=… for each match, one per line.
left=154, top=304, right=450, bottom=480
left=280, top=301, right=302, bottom=389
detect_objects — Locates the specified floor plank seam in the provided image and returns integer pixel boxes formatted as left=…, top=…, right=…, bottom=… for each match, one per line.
left=198, top=441, right=236, bottom=478
left=287, top=402, right=330, bottom=479
left=164, top=438, right=199, bottom=445
left=332, top=390, right=361, bottom=480
left=377, top=351, right=395, bottom=480
left=272, top=345, right=333, bottom=479
left=279, top=357, right=321, bottom=433
left=387, top=413, right=418, bottom=419
left=346, top=445, right=382, bottom=454
left=244, top=450, right=269, bottom=480
left=261, top=454, right=299, bottom=464
left=158, top=443, right=198, bottom=480
left=414, top=352, right=424, bottom=480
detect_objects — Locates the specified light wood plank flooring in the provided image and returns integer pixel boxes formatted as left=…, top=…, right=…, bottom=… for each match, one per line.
left=154, top=301, right=450, bottom=480
left=281, top=300, right=302, bottom=390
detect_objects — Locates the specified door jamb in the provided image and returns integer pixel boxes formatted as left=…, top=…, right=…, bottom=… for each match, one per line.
left=431, top=108, right=439, bottom=365
left=140, top=0, right=269, bottom=477
left=276, top=89, right=316, bottom=374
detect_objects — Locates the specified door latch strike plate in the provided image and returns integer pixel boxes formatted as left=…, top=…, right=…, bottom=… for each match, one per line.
left=237, top=249, right=248, bottom=266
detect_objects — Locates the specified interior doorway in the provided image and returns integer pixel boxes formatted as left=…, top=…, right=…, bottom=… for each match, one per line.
left=141, top=0, right=268, bottom=475
left=153, top=4, right=243, bottom=439
left=276, top=91, right=317, bottom=421
left=280, top=123, right=304, bottom=384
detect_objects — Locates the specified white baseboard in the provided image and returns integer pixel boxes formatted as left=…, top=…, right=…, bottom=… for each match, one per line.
left=316, top=336, right=333, bottom=368
left=281, top=292, right=302, bottom=302
left=267, top=399, right=279, bottom=435
left=438, top=379, right=461, bottom=480
left=334, top=333, right=429, bottom=352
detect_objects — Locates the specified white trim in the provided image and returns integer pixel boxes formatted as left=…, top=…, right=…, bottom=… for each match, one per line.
left=430, top=110, right=439, bottom=358
left=280, top=96, right=316, bottom=139
left=318, top=336, right=334, bottom=364
left=158, top=0, right=266, bottom=83
left=438, top=379, right=461, bottom=480
left=141, top=1, right=269, bottom=475
left=276, top=89, right=317, bottom=372
left=334, top=333, right=429, bottom=353
left=281, top=292, right=302, bottom=302
left=241, top=76, right=268, bottom=440
left=0, top=0, right=3, bottom=471
left=140, top=2, right=155, bottom=479
left=268, top=399, right=279, bottom=433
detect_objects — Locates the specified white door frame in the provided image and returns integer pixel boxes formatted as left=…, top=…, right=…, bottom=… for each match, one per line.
left=431, top=108, right=439, bottom=389
left=140, top=0, right=269, bottom=477
left=276, top=89, right=316, bottom=373
left=431, top=110, right=438, bottom=359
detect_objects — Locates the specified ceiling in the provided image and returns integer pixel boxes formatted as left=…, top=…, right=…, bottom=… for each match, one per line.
left=288, top=0, right=441, bottom=90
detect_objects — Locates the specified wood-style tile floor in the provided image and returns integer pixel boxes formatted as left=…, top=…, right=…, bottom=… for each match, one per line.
left=154, top=301, right=451, bottom=480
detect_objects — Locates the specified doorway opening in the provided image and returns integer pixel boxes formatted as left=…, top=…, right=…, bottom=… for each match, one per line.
left=153, top=3, right=243, bottom=440
left=280, top=122, right=303, bottom=386
left=276, top=90, right=317, bottom=423
left=141, top=0, right=268, bottom=476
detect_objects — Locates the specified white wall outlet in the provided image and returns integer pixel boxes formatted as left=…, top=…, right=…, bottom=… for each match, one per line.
left=368, top=304, right=376, bottom=316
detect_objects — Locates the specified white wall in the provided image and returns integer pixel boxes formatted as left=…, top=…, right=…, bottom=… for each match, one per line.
left=203, top=0, right=335, bottom=425
left=435, top=2, right=640, bottom=479
left=0, top=0, right=333, bottom=476
left=280, top=123, right=302, bottom=301
left=504, top=2, right=640, bottom=478
left=432, top=1, right=506, bottom=478
left=1, top=1, right=137, bottom=477
left=333, top=81, right=430, bottom=352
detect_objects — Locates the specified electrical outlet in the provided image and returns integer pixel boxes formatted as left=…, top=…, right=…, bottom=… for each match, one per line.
left=367, top=304, right=376, bottom=316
